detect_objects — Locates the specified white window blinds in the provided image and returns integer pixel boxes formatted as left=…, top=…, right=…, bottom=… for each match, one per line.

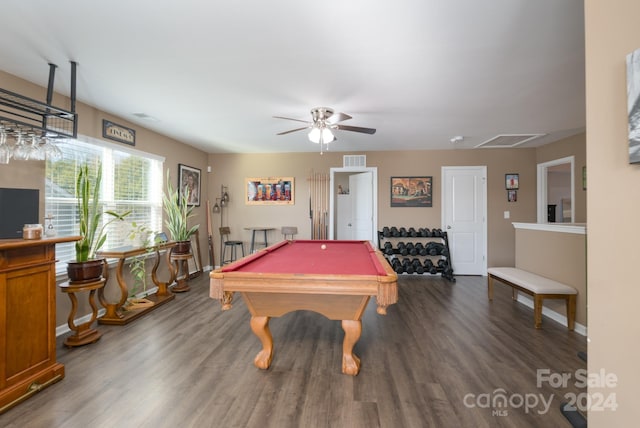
left=45, top=136, right=164, bottom=274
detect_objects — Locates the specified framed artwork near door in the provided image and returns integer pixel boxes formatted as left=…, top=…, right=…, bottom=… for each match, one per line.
left=390, top=176, right=432, bottom=207
left=245, top=177, right=294, bottom=205
left=505, top=173, right=519, bottom=190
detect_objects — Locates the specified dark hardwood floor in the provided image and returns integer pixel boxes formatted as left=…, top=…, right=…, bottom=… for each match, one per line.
left=0, top=273, right=586, bottom=428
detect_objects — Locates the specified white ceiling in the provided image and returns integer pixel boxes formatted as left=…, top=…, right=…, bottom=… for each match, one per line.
left=0, top=0, right=585, bottom=154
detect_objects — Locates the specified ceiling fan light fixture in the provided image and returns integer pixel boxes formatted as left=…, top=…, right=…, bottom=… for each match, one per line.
left=308, top=127, right=335, bottom=144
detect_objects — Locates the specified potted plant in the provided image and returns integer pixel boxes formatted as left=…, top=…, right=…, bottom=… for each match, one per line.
left=162, top=169, right=199, bottom=253
left=124, top=222, right=157, bottom=311
left=67, top=163, right=131, bottom=282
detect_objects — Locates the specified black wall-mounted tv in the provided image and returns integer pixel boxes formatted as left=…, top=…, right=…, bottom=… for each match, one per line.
left=0, top=188, right=39, bottom=239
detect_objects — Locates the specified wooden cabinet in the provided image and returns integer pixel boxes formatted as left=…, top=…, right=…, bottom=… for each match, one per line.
left=0, top=236, right=79, bottom=414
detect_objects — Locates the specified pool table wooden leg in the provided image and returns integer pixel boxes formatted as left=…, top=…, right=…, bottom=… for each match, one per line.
left=341, top=320, right=362, bottom=376
left=250, top=316, right=273, bottom=370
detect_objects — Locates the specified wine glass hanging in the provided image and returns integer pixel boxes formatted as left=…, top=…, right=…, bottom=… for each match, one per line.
left=0, top=121, right=64, bottom=164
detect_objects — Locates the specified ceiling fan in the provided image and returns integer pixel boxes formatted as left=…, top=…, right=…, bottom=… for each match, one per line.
left=274, top=107, right=376, bottom=154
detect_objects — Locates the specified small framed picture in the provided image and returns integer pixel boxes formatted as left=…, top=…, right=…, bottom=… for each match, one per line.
left=505, top=173, right=519, bottom=190
left=507, top=190, right=517, bottom=202
left=178, top=164, right=201, bottom=207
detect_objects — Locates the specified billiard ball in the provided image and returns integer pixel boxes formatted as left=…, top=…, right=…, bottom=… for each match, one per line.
left=321, top=244, right=327, bottom=250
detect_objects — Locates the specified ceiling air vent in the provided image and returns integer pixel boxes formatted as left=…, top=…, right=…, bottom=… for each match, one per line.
left=475, top=134, right=545, bottom=148
left=343, top=155, right=366, bottom=168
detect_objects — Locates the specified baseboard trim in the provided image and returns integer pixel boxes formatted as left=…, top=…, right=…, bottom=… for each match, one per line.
left=516, top=294, right=587, bottom=336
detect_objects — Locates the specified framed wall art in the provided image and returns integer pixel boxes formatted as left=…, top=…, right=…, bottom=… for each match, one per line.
left=390, top=176, right=432, bottom=207
left=627, top=48, right=640, bottom=164
left=505, top=173, right=519, bottom=190
left=178, top=164, right=201, bottom=207
left=246, top=177, right=294, bottom=205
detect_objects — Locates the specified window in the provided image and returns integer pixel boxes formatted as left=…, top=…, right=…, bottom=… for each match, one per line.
left=46, top=136, right=164, bottom=274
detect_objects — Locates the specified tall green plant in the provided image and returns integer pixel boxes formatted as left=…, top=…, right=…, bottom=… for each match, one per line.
left=75, top=164, right=131, bottom=261
left=162, top=169, right=199, bottom=241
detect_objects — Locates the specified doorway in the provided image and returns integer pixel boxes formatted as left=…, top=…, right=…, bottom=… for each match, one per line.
left=441, top=166, right=487, bottom=275
left=329, top=167, right=378, bottom=246
left=537, top=156, right=574, bottom=223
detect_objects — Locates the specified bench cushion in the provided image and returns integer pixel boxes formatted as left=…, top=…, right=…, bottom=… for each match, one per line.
left=488, top=267, right=577, bottom=295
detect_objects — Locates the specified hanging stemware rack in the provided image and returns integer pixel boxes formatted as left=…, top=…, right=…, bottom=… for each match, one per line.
left=0, top=62, right=78, bottom=163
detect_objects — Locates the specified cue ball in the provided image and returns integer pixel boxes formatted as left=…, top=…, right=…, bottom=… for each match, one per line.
left=321, top=244, right=326, bottom=250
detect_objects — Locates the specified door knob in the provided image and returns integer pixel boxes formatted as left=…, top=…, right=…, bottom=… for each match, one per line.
left=446, top=225, right=451, bottom=229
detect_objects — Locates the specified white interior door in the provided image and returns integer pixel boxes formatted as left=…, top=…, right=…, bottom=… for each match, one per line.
left=350, top=172, right=374, bottom=243
left=442, top=166, right=487, bottom=275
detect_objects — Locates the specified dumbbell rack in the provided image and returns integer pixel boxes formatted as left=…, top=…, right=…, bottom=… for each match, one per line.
left=378, top=226, right=455, bottom=281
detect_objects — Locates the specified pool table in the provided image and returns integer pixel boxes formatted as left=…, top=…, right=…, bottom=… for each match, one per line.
left=209, top=239, right=398, bottom=375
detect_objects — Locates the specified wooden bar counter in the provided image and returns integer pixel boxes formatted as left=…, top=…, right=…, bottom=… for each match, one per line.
left=0, top=236, right=80, bottom=414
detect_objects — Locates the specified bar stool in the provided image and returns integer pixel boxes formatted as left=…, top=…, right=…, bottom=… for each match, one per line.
left=281, top=226, right=298, bottom=241
left=220, top=226, right=244, bottom=264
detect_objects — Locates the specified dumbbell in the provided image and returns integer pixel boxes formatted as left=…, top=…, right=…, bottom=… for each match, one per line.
left=390, top=226, right=400, bottom=237
left=391, top=258, right=404, bottom=274
left=414, top=242, right=427, bottom=256
left=423, top=259, right=438, bottom=274
left=382, top=226, right=391, bottom=237
left=410, top=258, right=425, bottom=274
left=406, top=242, right=418, bottom=256
left=399, top=227, right=408, bottom=237
left=421, top=228, right=432, bottom=237
left=401, top=259, right=414, bottom=274
left=383, top=242, right=394, bottom=255
left=396, top=242, right=408, bottom=256
left=408, top=227, right=418, bottom=237
left=437, top=259, right=447, bottom=268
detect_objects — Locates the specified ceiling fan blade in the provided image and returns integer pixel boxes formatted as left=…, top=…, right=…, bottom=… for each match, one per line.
left=273, top=115, right=310, bottom=124
left=326, top=112, right=352, bottom=124
left=277, top=126, right=309, bottom=135
left=334, top=124, right=377, bottom=134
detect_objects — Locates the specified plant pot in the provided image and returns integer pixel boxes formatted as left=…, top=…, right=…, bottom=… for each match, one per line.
left=67, top=258, right=105, bottom=283
left=173, top=240, right=191, bottom=255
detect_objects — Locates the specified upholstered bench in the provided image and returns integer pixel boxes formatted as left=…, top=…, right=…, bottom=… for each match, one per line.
left=487, top=267, right=577, bottom=331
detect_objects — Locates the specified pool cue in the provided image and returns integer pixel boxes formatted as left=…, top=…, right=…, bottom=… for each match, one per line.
left=206, top=200, right=214, bottom=268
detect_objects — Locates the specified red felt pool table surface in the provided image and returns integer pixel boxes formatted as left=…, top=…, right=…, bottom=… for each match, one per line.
left=209, top=239, right=398, bottom=376
left=221, top=240, right=388, bottom=275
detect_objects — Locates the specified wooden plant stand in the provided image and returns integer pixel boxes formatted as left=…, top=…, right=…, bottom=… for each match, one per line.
left=58, top=278, right=106, bottom=347
left=96, top=242, right=176, bottom=325
left=170, top=251, right=192, bottom=293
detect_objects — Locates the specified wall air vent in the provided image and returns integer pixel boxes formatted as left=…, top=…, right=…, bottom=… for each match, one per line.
left=343, top=155, right=366, bottom=168
left=475, top=134, right=545, bottom=148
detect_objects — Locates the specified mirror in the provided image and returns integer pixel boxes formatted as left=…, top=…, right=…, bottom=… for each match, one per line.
left=537, top=156, right=575, bottom=223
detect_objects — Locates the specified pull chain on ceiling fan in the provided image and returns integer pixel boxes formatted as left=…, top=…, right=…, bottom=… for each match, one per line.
left=274, top=107, right=376, bottom=154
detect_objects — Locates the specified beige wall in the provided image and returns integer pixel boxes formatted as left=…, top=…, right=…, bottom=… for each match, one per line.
left=515, top=228, right=587, bottom=326
left=536, top=132, right=587, bottom=222
left=0, top=70, right=210, bottom=326
left=207, top=148, right=541, bottom=268
left=586, top=0, right=640, bottom=425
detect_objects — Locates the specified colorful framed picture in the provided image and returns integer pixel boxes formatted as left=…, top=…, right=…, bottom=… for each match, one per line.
left=390, top=176, right=432, bottom=207
left=178, top=164, right=201, bottom=207
left=508, top=190, right=517, bottom=202
left=246, top=177, right=294, bottom=205
left=505, top=173, right=519, bottom=190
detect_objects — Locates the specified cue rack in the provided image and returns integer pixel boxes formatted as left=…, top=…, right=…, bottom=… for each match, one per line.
left=307, top=170, right=329, bottom=240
